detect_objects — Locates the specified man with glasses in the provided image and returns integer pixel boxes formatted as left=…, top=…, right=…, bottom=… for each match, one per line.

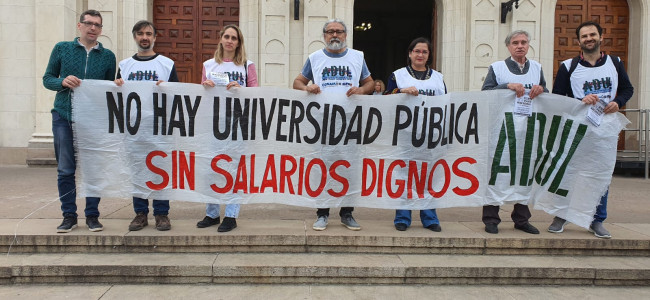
left=480, top=30, right=547, bottom=235
left=43, top=9, right=116, bottom=233
left=114, top=20, right=179, bottom=232
left=293, top=18, right=374, bottom=231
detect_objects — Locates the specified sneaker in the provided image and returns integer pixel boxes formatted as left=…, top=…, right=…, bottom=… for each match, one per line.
left=128, top=213, right=148, bottom=231
left=589, top=222, right=611, bottom=239
left=86, top=217, right=104, bottom=232
left=155, top=215, right=171, bottom=231
left=57, top=216, right=77, bottom=233
left=426, top=224, right=442, bottom=232
left=515, top=222, right=540, bottom=234
left=341, top=214, right=361, bottom=231
left=485, top=223, right=498, bottom=234
left=395, top=223, right=408, bottom=231
left=548, top=216, right=568, bottom=233
left=196, top=216, right=220, bottom=228
left=313, top=215, right=328, bottom=231
left=217, top=217, right=237, bottom=232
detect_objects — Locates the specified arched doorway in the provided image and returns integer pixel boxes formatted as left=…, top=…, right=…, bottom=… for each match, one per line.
left=553, top=0, right=629, bottom=80
left=353, top=0, right=436, bottom=85
left=153, top=0, right=240, bottom=83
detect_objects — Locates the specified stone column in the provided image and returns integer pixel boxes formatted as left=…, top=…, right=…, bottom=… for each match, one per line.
left=438, top=0, right=470, bottom=92
left=260, top=0, right=291, bottom=87
left=112, top=0, right=152, bottom=61
left=623, top=1, right=648, bottom=151
left=26, top=0, right=80, bottom=166
left=239, top=0, right=260, bottom=81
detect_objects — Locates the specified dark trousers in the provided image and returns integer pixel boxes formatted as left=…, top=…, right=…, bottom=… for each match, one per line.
left=317, top=207, right=354, bottom=217
left=482, top=204, right=531, bottom=226
left=133, top=197, right=170, bottom=216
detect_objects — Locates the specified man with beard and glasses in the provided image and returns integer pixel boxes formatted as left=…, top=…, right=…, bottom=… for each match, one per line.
left=293, top=18, right=374, bottom=231
left=115, top=20, right=179, bottom=231
left=548, top=21, right=633, bottom=239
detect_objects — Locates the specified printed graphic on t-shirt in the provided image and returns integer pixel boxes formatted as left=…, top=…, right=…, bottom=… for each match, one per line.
left=583, top=77, right=612, bottom=98
left=128, top=70, right=159, bottom=81
left=321, top=65, right=353, bottom=87
left=418, top=89, right=438, bottom=96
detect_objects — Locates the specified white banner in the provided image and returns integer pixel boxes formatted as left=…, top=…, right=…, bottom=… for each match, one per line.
left=72, top=80, right=628, bottom=228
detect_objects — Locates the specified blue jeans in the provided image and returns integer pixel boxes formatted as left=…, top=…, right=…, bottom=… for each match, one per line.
left=206, top=203, right=240, bottom=218
left=133, top=197, right=169, bottom=216
left=593, top=189, right=608, bottom=223
left=394, top=209, right=439, bottom=227
left=52, top=111, right=100, bottom=218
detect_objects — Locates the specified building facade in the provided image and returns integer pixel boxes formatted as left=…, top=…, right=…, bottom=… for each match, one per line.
left=1, top=0, right=647, bottom=164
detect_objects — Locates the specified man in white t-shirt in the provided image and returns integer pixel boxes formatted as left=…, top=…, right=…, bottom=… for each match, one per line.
left=548, top=21, right=633, bottom=239
left=293, top=18, right=374, bottom=231
left=115, top=20, right=179, bottom=232
left=481, top=30, right=548, bottom=235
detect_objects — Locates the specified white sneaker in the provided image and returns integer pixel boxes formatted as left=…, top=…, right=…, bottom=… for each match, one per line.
left=312, top=215, right=328, bottom=231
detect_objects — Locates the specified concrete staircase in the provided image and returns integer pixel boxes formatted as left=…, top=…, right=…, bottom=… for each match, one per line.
left=1, top=219, right=649, bottom=285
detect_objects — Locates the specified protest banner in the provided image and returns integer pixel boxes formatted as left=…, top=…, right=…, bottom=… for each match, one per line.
left=72, top=80, right=628, bottom=228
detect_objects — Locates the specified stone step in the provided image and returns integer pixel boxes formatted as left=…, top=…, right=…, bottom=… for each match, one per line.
left=25, top=158, right=56, bottom=167
left=27, top=134, right=53, bottom=148
left=26, top=134, right=55, bottom=167
left=3, top=284, right=650, bottom=299
left=1, top=252, right=649, bottom=285
left=19, top=284, right=650, bottom=299
left=1, top=219, right=649, bottom=256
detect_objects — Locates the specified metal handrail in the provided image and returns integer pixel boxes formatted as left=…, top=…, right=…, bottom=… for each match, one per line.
left=618, top=108, right=649, bottom=179
left=646, top=108, right=649, bottom=179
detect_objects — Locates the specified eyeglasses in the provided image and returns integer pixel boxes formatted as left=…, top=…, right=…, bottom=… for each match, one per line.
left=324, top=30, right=345, bottom=35
left=411, top=50, right=429, bottom=56
left=81, top=21, right=103, bottom=29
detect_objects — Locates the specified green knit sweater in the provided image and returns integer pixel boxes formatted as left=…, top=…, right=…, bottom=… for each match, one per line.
left=43, top=37, right=116, bottom=121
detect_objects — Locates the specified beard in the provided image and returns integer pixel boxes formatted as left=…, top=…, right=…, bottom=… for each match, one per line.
left=580, top=39, right=601, bottom=54
left=137, top=40, right=154, bottom=52
left=326, top=38, right=347, bottom=51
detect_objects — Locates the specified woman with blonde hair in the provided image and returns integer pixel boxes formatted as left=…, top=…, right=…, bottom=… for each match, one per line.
left=373, top=79, right=385, bottom=95
left=197, top=24, right=258, bottom=232
left=201, top=24, right=257, bottom=88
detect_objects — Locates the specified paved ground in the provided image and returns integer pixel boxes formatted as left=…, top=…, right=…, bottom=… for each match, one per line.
left=1, top=165, right=649, bottom=298
left=2, top=165, right=648, bottom=224
left=1, top=284, right=650, bottom=299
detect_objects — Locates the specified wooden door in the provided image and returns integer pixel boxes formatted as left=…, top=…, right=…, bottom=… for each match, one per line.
left=553, top=0, right=629, bottom=80
left=554, top=0, right=629, bottom=150
left=154, top=0, right=240, bottom=84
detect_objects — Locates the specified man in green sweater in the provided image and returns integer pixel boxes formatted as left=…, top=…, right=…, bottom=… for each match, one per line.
left=42, top=9, right=116, bottom=233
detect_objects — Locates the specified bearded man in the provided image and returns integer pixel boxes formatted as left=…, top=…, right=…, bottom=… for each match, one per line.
left=293, top=18, right=374, bottom=231
left=548, top=21, right=633, bottom=239
left=115, top=20, right=179, bottom=232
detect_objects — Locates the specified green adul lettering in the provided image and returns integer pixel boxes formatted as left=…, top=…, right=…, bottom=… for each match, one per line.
left=489, top=112, right=588, bottom=196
